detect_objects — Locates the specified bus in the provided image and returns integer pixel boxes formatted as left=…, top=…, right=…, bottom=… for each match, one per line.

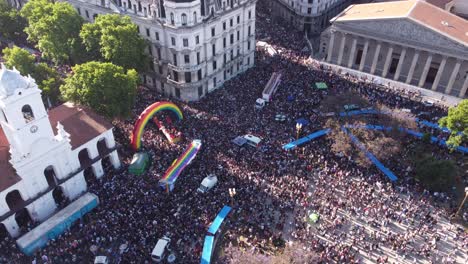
left=262, top=72, right=282, bottom=102
left=16, top=193, right=99, bottom=256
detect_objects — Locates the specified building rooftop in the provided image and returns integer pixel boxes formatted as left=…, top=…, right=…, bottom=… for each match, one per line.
left=0, top=102, right=113, bottom=193
left=333, top=0, right=468, bottom=46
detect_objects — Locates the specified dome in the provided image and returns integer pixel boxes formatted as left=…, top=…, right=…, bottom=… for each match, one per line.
left=0, top=64, right=33, bottom=98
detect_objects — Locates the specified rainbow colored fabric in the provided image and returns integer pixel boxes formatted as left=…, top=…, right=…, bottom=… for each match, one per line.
left=161, top=140, right=202, bottom=184
left=130, top=101, right=183, bottom=150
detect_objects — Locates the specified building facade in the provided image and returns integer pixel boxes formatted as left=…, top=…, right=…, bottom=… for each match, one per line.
left=319, top=0, right=468, bottom=98
left=0, top=65, right=120, bottom=239
left=64, top=0, right=257, bottom=101
left=270, top=0, right=352, bottom=35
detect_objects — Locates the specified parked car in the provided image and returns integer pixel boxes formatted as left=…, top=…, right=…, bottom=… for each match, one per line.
left=151, top=236, right=171, bottom=262
left=422, top=100, right=434, bottom=107
left=197, top=174, right=218, bottom=193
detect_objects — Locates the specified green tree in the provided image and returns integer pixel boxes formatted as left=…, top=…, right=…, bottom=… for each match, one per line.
left=2, top=46, right=36, bottom=74
left=0, top=1, right=27, bottom=40
left=439, top=99, right=467, bottom=148
left=21, top=0, right=83, bottom=64
left=80, top=14, right=147, bottom=71
left=414, top=156, right=456, bottom=192
left=2, top=46, right=62, bottom=104
left=60, top=61, right=138, bottom=118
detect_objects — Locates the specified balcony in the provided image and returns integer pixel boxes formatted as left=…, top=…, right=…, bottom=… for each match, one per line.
left=168, top=61, right=206, bottom=72
left=166, top=76, right=204, bottom=89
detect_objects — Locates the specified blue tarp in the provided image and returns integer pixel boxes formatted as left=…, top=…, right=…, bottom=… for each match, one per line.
left=339, top=109, right=384, bottom=117
left=208, top=205, right=232, bottom=235
left=342, top=127, right=398, bottom=182
left=200, top=235, right=214, bottom=264
left=415, top=118, right=451, bottom=133
left=296, top=118, right=309, bottom=126
left=345, top=124, right=468, bottom=154
left=283, top=129, right=331, bottom=150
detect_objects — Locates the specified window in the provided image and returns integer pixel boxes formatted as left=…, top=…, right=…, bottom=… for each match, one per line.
left=155, top=31, right=159, bottom=41
left=230, top=18, right=233, bottom=27
left=230, top=34, right=234, bottom=44
left=248, top=10, right=251, bottom=19
left=21, top=105, right=34, bottom=123
left=197, top=69, right=202, bottom=80
left=175, top=88, right=180, bottom=98
left=223, top=22, right=226, bottom=30
left=307, top=8, right=312, bottom=14
left=184, top=54, right=190, bottom=64
left=181, top=13, right=187, bottom=26
left=173, top=71, right=179, bottom=82
left=85, top=10, right=89, bottom=18
left=101, top=0, right=105, bottom=6
left=170, top=13, right=174, bottom=25
left=212, top=44, right=216, bottom=56
left=148, top=45, right=152, bottom=55
left=237, top=31, right=240, bottom=41
left=248, top=26, right=251, bottom=36
left=247, top=57, right=250, bottom=65
left=185, top=72, right=191, bottom=83
left=156, top=47, right=161, bottom=59
left=193, top=12, right=197, bottom=23
left=212, top=60, right=217, bottom=70
left=171, top=37, right=176, bottom=46
left=223, top=54, right=226, bottom=64
left=128, top=0, right=132, bottom=9
left=198, top=86, right=203, bottom=97
left=211, top=27, right=215, bottom=37
left=146, top=28, right=150, bottom=37
left=230, top=50, right=234, bottom=60
left=237, top=15, right=240, bottom=24
left=223, top=38, right=226, bottom=48
left=173, top=53, right=177, bottom=66
left=195, top=35, right=199, bottom=44
left=76, top=7, right=81, bottom=15
left=247, top=40, right=251, bottom=50
left=138, top=1, right=142, bottom=12
left=197, top=52, right=200, bottom=64
left=183, top=38, right=188, bottom=47
left=213, top=77, right=217, bottom=87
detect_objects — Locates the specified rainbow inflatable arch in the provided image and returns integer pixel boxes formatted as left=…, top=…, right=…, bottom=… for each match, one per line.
left=130, top=101, right=183, bottom=150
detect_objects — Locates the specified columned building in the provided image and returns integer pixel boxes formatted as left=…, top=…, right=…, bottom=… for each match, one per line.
left=320, top=0, right=468, bottom=98
left=65, top=0, right=257, bottom=101
left=270, top=0, right=353, bottom=35
left=0, top=65, right=120, bottom=239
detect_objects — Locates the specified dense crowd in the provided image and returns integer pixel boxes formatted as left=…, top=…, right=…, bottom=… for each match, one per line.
left=1, top=1, right=467, bottom=264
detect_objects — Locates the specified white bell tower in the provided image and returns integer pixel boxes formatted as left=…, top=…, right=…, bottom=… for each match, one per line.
left=0, top=65, right=55, bottom=162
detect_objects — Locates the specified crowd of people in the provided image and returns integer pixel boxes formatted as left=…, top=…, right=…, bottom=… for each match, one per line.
left=1, top=1, right=467, bottom=263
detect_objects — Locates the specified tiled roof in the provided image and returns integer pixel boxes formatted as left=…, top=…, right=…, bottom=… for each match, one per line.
left=0, top=102, right=113, bottom=192
left=333, top=0, right=468, bottom=46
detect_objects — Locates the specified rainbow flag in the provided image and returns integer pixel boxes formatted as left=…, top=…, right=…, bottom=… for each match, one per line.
left=160, top=140, right=202, bottom=185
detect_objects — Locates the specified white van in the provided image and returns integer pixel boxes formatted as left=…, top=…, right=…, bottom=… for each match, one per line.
left=197, top=175, right=218, bottom=193
left=255, top=98, right=266, bottom=109
left=94, top=256, right=108, bottom=264
left=243, top=135, right=262, bottom=148
left=151, top=236, right=171, bottom=262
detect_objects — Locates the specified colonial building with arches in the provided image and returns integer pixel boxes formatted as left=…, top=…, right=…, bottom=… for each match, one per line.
left=0, top=65, right=120, bottom=239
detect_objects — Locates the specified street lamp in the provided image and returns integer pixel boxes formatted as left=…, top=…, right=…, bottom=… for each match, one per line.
left=452, top=187, right=468, bottom=220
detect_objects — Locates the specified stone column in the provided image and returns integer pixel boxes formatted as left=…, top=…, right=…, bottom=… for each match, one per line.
left=459, top=75, right=468, bottom=98
left=393, top=47, right=407, bottom=81
left=347, top=38, right=358, bottom=68
left=418, top=53, right=433, bottom=87
left=382, top=45, right=394, bottom=78
left=431, top=56, right=447, bottom=91
left=327, top=31, right=336, bottom=62
left=337, top=33, right=347, bottom=66
left=370, top=42, right=381, bottom=75
left=406, top=50, right=420, bottom=84
left=445, top=60, right=461, bottom=94
left=359, top=40, right=369, bottom=71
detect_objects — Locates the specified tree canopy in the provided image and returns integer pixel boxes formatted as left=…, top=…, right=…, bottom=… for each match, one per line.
left=439, top=99, right=467, bottom=148
left=60, top=61, right=138, bottom=118
left=2, top=46, right=62, bottom=104
left=80, top=14, right=147, bottom=71
left=0, top=1, right=27, bottom=40
left=21, top=0, right=83, bottom=64
left=414, top=156, right=456, bottom=192
left=2, top=46, right=35, bottom=74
